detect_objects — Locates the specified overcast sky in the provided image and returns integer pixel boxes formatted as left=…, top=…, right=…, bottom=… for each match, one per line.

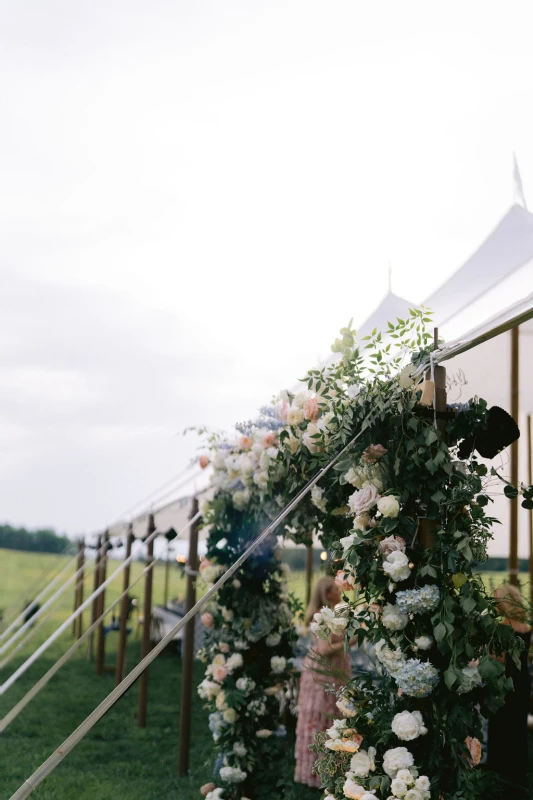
left=1, top=1, right=533, bottom=542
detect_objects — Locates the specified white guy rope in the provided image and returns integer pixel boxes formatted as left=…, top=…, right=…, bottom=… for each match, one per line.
left=0, top=555, right=79, bottom=644
left=0, top=558, right=98, bottom=670
left=0, top=543, right=75, bottom=631
left=0, top=512, right=199, bottom=732
left=8, top=423, right=368, bottom=799
left=1, top=522, right=159, bottom=694
left=0, top=541, right=109, bottom=656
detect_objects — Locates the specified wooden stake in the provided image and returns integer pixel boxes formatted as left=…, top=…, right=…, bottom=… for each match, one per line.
left=305, top=542, right=313, bottom=608
left=163, top=548, right=170, bottom=608
left=75, top=539, right=85, bottom=639
left=137, top=514, right=156, bottom=728
left=115, top=525, right=133, bottom=687
left=527, top=414, right=533, bottom=607
left=178, top=497, right=200, bottom=775
left=95, top=530, right=109, bottom=675
left=509, top=325, right=520, bottom=586
left=87, top=534, right=102, bottom=661
left=72, top=539, right=84, bottom=637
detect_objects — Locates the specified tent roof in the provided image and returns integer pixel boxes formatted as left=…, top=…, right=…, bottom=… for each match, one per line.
left=358, top=291, right=417, bottom=338
left=425, top=204, right=533, bottom=326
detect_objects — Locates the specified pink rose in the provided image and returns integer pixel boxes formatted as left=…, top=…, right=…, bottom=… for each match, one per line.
left=213, top=665, right=228, bottom=683
left=303, top=396, right=319, bottom=421
left=262, top=431, right=276, bottom=447
left=335, top=570, right=356, bottom=592
left=465, top=736, right=481, bottom=767
left=219, top=642, right=230, bottom=653
left=348, top=484, right=379, bottom=515
left=275, top=400, right=289, bottom=423
left=199, top=559, right=212, bottom=573
left=199, top=454, right=210, bottom=469
left=201, top=612, right=214, bottom=629
left=361, top=444, right=387, bottom=464
left=379, top=535, right=406, bottom=557
left=239, top=435, right=253, bottom=451
left=200, top=784, right=216, bottom=796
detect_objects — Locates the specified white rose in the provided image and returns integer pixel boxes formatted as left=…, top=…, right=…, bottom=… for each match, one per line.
left=343, top=779, right=367, bottom=800
left=382, top=603, right=409, bottom=631
left=399, top=364, right=415, bottom=389
left=415, top=777, right=430, bottom=791
left=391, top=778, right=408, bottom=797
left=340, top=533, right=358, bottom=554
left=223, top=708, right=238, bottom=724
left=360, top=795, right=377, bottom=800
left=226, top=653, right=243, bottom=672
left=348, top=484, right=379, bottom=515
left=344, top=467, right=363, bottom=488
left=377, top=495, right=400, bottom=518
left=396, top=769, right=414, bottom=785
left=404, top=791, right=423, bottom=800
left=266, top=632, right=281, bottom=646
left=382, top=746, right=415, bottom=777
left=350, top=747, right=376, bottom=777
left=270, top=656, right=286, bottom=674
left=287, top=406, right=305, bottom=426
left=391, top=710, right=428, bottom=741
left=383, top=551, right=411, bottom=582
left=380, top=535, right=406, bottom=557
left=414, top=636, right=433, bottom=651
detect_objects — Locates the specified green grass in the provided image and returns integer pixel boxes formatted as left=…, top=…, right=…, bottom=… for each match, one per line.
left=0, top=550, right=316, bottom=800
left=1, top=549, right=531, bottom=799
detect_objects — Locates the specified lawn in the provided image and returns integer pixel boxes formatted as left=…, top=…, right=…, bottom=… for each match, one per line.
left=0, top=550, right=315, bottom=800
left=1, top=549, right=531, bottom=799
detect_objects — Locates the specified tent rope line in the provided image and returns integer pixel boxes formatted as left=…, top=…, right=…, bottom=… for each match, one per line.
left=0, top=511, right=201, bottom=732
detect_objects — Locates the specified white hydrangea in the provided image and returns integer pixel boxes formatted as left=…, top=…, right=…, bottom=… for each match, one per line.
left=266, top=632, right=281, bottom=647
left=270, top=656, right=286, bottom=674
left=414, top=636, right=433, bottom=651
left=382, top=603, right=409, bottom=632
left=383, top=747, right=415, bottom=777
left=219, top=766, right=246, bottom=783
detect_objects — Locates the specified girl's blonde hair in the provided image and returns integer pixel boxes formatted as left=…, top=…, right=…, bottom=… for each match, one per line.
left=305, top=576, right=336, bottom=625
left=493, top=583, right=528, bottom=623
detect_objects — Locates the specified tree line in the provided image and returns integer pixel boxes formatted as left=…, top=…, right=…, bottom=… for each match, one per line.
left=0, top=524, right=74, bottom=554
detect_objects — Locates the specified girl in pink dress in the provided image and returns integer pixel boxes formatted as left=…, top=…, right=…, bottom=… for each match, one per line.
left=294, top=576, right=352, bottom=788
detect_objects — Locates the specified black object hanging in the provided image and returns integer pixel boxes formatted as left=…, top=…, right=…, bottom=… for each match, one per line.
left=458, top=406, right=520, bottom=460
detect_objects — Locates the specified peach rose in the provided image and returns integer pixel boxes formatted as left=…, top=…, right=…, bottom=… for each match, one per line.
left=239, top=435, right=253, bottom=451
left=262, top=431, right=276, bottom=447
left=213, top=665, right=228, bottom=683
left=199, top=559, right=212, bottom=572
left=465, top=736, right=481, bottom=767
left=335, top=569, right=356, bottom=592
left=361, top=444, right=387, bottom=464
left=200, top=783, right=216, bottom=796
left=201, top=612, right=214, bottom=629
left=199, top=454, right=210, bottom=469
left=219, top=642, right=230, bottom=653
left=303, top=396, right=319, bottom=421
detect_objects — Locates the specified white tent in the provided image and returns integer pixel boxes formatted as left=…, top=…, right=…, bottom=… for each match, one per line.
left=356, top=202, right=533, bottom=557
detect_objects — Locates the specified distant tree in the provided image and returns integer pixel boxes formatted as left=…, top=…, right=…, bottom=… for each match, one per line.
left=0, top=524, right=74, bottom=554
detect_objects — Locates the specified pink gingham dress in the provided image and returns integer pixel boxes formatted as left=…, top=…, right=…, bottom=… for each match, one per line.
left=294, top=633, right=351, bottom=788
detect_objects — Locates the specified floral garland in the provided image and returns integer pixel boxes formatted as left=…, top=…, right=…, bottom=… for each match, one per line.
left=197, top=310, right=525, bottom=800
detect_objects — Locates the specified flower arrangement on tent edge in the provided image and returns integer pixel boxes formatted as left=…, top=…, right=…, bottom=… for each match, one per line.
left=196, top=309, right=526, bottom=800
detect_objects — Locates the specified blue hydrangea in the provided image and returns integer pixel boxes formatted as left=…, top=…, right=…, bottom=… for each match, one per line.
left=208, top=712, right=225, bottom=741
left=395, top=585, right=440, bottom=615
left=393, top=659, right=440, bottom=697
left=213, top=751, right=224, bottom=777
left=273, top=725, right=287, bottom=737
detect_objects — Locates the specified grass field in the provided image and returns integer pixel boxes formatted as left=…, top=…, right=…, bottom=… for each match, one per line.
left=0, top=550, right=315, bottom=800
left=0, top=549, right=531, bottom=799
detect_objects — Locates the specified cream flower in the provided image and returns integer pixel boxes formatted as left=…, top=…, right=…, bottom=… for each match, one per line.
left=383, top=746, right=415, bottom=777
left=391, top=710, right=428, bottom=741
left=383, top=551, right=411, bottom=582
left=270, top=656, right=286, bottom=673
left=414, top=636, right=433, bottom=651
left=343, top=779, right=367, bottom=799
left=415, top=776, right=430, bottom=791
left=382, top=603, right=409, bottom=631
left=223, top=708, right=238, bottom=724
left=396, top=769, right=415, bottom=785
left=287, top=406, right=305, bottom=426
left=391, top=778, right=408, bottom=797
left=349, top=747, right=376, bottom=777
left=256, top=729, right=272, bottom=738
left=377, top=495, right=400, bottom=518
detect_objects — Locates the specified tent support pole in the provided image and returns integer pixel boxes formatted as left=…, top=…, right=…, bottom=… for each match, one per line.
left=509, top=326, right=520, bottom=586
